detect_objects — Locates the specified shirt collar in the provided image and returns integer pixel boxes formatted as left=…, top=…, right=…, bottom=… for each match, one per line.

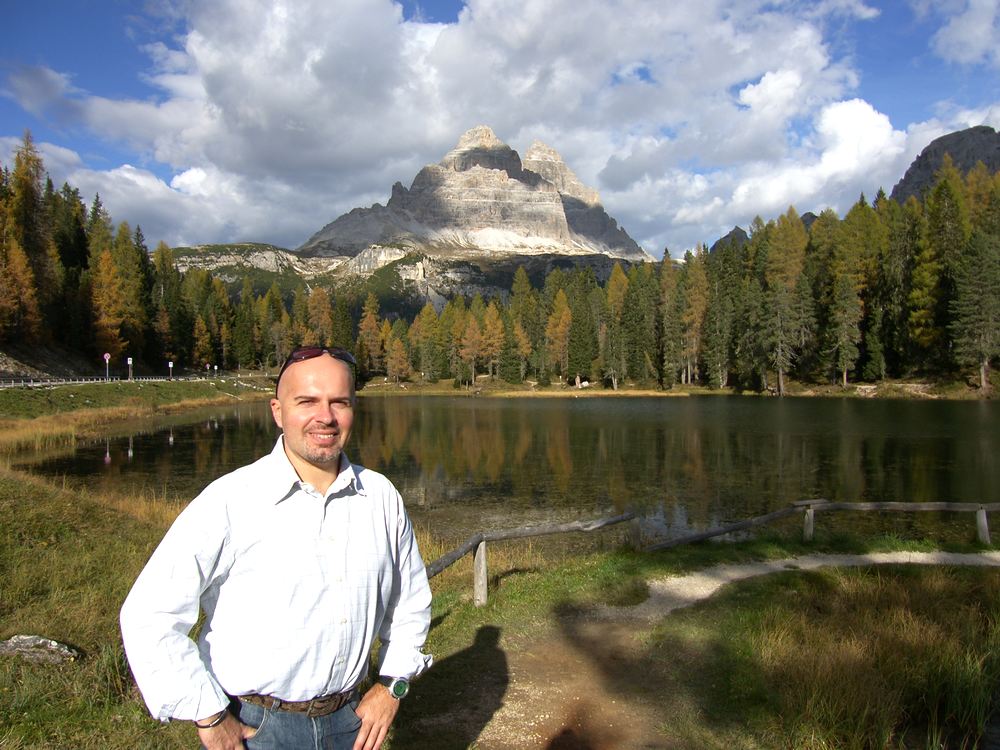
left=264, top=436, right=365, bottom=504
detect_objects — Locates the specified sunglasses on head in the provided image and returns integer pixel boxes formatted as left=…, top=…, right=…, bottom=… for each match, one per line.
left=275, top=346, right=357, bottom=393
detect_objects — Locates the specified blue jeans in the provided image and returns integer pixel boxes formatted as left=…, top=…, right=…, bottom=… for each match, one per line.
left=202, top=696, right=362, bottom=750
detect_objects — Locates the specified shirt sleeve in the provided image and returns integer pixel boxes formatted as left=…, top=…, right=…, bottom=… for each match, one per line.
left=376, top=493, right=434, bottom=681
left=119, top=491, right=232, bottom=722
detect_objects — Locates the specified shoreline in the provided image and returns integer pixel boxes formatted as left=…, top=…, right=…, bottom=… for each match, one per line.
left=0, top=373, right=992, bottom=442
left=357, top=376, right=993, bottom=400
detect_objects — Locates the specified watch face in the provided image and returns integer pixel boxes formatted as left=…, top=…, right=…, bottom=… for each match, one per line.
left=390, top=679, right=409, bottom=699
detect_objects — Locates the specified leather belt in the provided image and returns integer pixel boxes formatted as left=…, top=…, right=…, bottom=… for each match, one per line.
left=238, top=690, right=355, bottom=718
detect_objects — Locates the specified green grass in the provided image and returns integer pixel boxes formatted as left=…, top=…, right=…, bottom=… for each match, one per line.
left=3, top=455, right=999, bottom=748
left=0, top=468, right=191, bottom=749
left=0, top=378, right=271, bottom=420
left=647, top=565, right=1000, bottom=749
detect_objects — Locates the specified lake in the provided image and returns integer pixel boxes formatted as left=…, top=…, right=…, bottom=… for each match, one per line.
left=13, top=395, right=1000, bottom=547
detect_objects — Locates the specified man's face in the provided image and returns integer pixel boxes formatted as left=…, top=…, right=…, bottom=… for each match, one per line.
left=270, top=354, right=355, bottom=477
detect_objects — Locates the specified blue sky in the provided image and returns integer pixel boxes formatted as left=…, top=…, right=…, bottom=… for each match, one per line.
left=2, top=1, right=999, bottom=258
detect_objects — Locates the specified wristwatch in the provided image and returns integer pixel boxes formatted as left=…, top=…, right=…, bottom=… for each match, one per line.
left=378, top=676, right=410, bottom=700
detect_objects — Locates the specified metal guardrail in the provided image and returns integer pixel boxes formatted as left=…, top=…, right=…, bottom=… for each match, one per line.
left=0, top=375, right=265, bottom=389
left=0, top=376, right=194, bottom=389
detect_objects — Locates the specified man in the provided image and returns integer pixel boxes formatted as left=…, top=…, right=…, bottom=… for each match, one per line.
left=121, top=346, right=433, bottom=750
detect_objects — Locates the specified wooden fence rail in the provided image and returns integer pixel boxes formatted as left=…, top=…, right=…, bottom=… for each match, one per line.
left=426, top=512, right=635, bottom=606
left=428, top=501, right=997, bottom=606
left=646, top=499, right=1000, bottom=552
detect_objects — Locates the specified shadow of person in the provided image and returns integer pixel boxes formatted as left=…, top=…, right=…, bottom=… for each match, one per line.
left=394, top=625, right=509, bottom=749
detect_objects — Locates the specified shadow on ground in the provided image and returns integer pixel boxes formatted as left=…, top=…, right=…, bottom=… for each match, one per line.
left=393, top=625, right=509, bottom=749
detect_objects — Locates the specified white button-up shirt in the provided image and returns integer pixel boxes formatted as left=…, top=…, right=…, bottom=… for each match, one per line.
left=120, top=437, right=433, bottom=722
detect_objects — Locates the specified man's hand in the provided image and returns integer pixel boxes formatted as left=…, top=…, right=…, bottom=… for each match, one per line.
left=197, top=711, right=257, bottom=750
left=352, top=684, right=400, bottom=750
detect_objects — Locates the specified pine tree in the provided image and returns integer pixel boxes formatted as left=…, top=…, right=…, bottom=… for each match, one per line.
left=603, top=263, right=629, bottom=388
left=623, top=264, right=659, bottom=383
left=545, top=289, right=572, bottom=381
left=874, top=193, right=918, bottom=376
left=566, top=269, right=598, bottom=381
left=50, top=183, right=88, bottom=270
left=497, top=309, right=521, bottom=383
left=924, top=166, right=970, bottom=368
left=660, top=259, right=683, bottom=386
left=680, top=247, right=709, bottom=385
left=411, top=302, right=441, bottom=381
left=386, top=336, right=410, bottom=384
left=965, top=161, right=994, bottom=232
left=829, top=272, right=863, bottom=387
left=330, top=296, right=354, bottom=352
left=764, top=207, right=808, bottom=394
left=437, top=297, right=465, bottom=380
left=459, top=316, right=482, bottom=387
left=257, top=283, right=289, bottom=369
left=232, top=278, right=258, bottom=369
left=111, top=221, right=149, bottom=356
left=307, top=287, right=334, bottom=346
left=91, top=249, right=125, bottom=359
left=86, top=194, right=114, bottom=265
left=0, top=237, right=43, bottom=342
left=291, top=286, right=311, bottom=344
left=481, top=301, right=505, bottom=379
left=150, top=243, right=190, bottom=366
left=510, top=266, right=542, bottom=377
left=702, top=273, right=733, bottom=389
left=513, top=318, right=533, bottom=382
left=358, top=292, right=383, bottom=374
left=192, top=316, right=215, bottom=369
left=733, top=219, right=770, bottom=389
left=7, top=131, right=62, bottom=315
left=950, top=230, right=1000, bottom=392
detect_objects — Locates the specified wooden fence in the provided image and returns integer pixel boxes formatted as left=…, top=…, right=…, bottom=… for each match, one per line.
left=425, top=513, right=634, bottom=606
left=431, top=501, right=998, bottom=605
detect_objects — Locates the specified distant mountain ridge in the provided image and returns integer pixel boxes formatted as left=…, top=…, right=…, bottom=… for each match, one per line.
left=172, top=125, right=999, bottom=310
left=891, top=125, right=1000, bottom=204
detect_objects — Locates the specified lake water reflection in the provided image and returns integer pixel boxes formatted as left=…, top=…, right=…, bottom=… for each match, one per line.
left=15, top=395, right=1000, bottom=545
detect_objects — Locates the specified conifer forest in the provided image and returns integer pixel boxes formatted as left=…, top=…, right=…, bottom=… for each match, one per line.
left=2, top=132, right=998, bottom=393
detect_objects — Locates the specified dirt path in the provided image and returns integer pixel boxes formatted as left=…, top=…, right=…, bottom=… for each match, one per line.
left=449, top=551, right=1000, bottom=750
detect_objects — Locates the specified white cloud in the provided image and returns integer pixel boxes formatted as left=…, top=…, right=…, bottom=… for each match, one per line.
left=930, top=0, right=1000, bottom=66
left=4, top=0, right=1000, bottom=260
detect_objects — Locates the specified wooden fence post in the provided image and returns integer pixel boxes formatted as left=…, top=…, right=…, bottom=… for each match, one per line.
left=977, top=507, right=991, bottom=545
left=803, top=507, right=814, bottom=543
left=474, top=540, right=488, bottom=607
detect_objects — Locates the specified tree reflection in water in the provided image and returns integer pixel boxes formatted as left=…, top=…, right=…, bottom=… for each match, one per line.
left=16, top=396, right=1000, bottom=546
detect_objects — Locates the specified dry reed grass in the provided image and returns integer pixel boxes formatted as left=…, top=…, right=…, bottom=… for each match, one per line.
left=747, top=567, right=1000, bottom=748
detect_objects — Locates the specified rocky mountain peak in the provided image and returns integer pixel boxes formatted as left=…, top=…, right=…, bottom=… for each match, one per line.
left=439, top=125, right=527, bottom=178
left=455, top=125, right=503, bottom=150
left=523, top=140, right=600, bottom=206
left=297, top=126, right=651, bottom=263
left=891, top=125, right=1000, bottom=204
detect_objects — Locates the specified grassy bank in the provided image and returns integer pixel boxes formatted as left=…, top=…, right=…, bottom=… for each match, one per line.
left=2, top=464, right=999, bottom=748
left=0, top=378, right=272, bottom=454
left=2, top=379, right=998, bottom=747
